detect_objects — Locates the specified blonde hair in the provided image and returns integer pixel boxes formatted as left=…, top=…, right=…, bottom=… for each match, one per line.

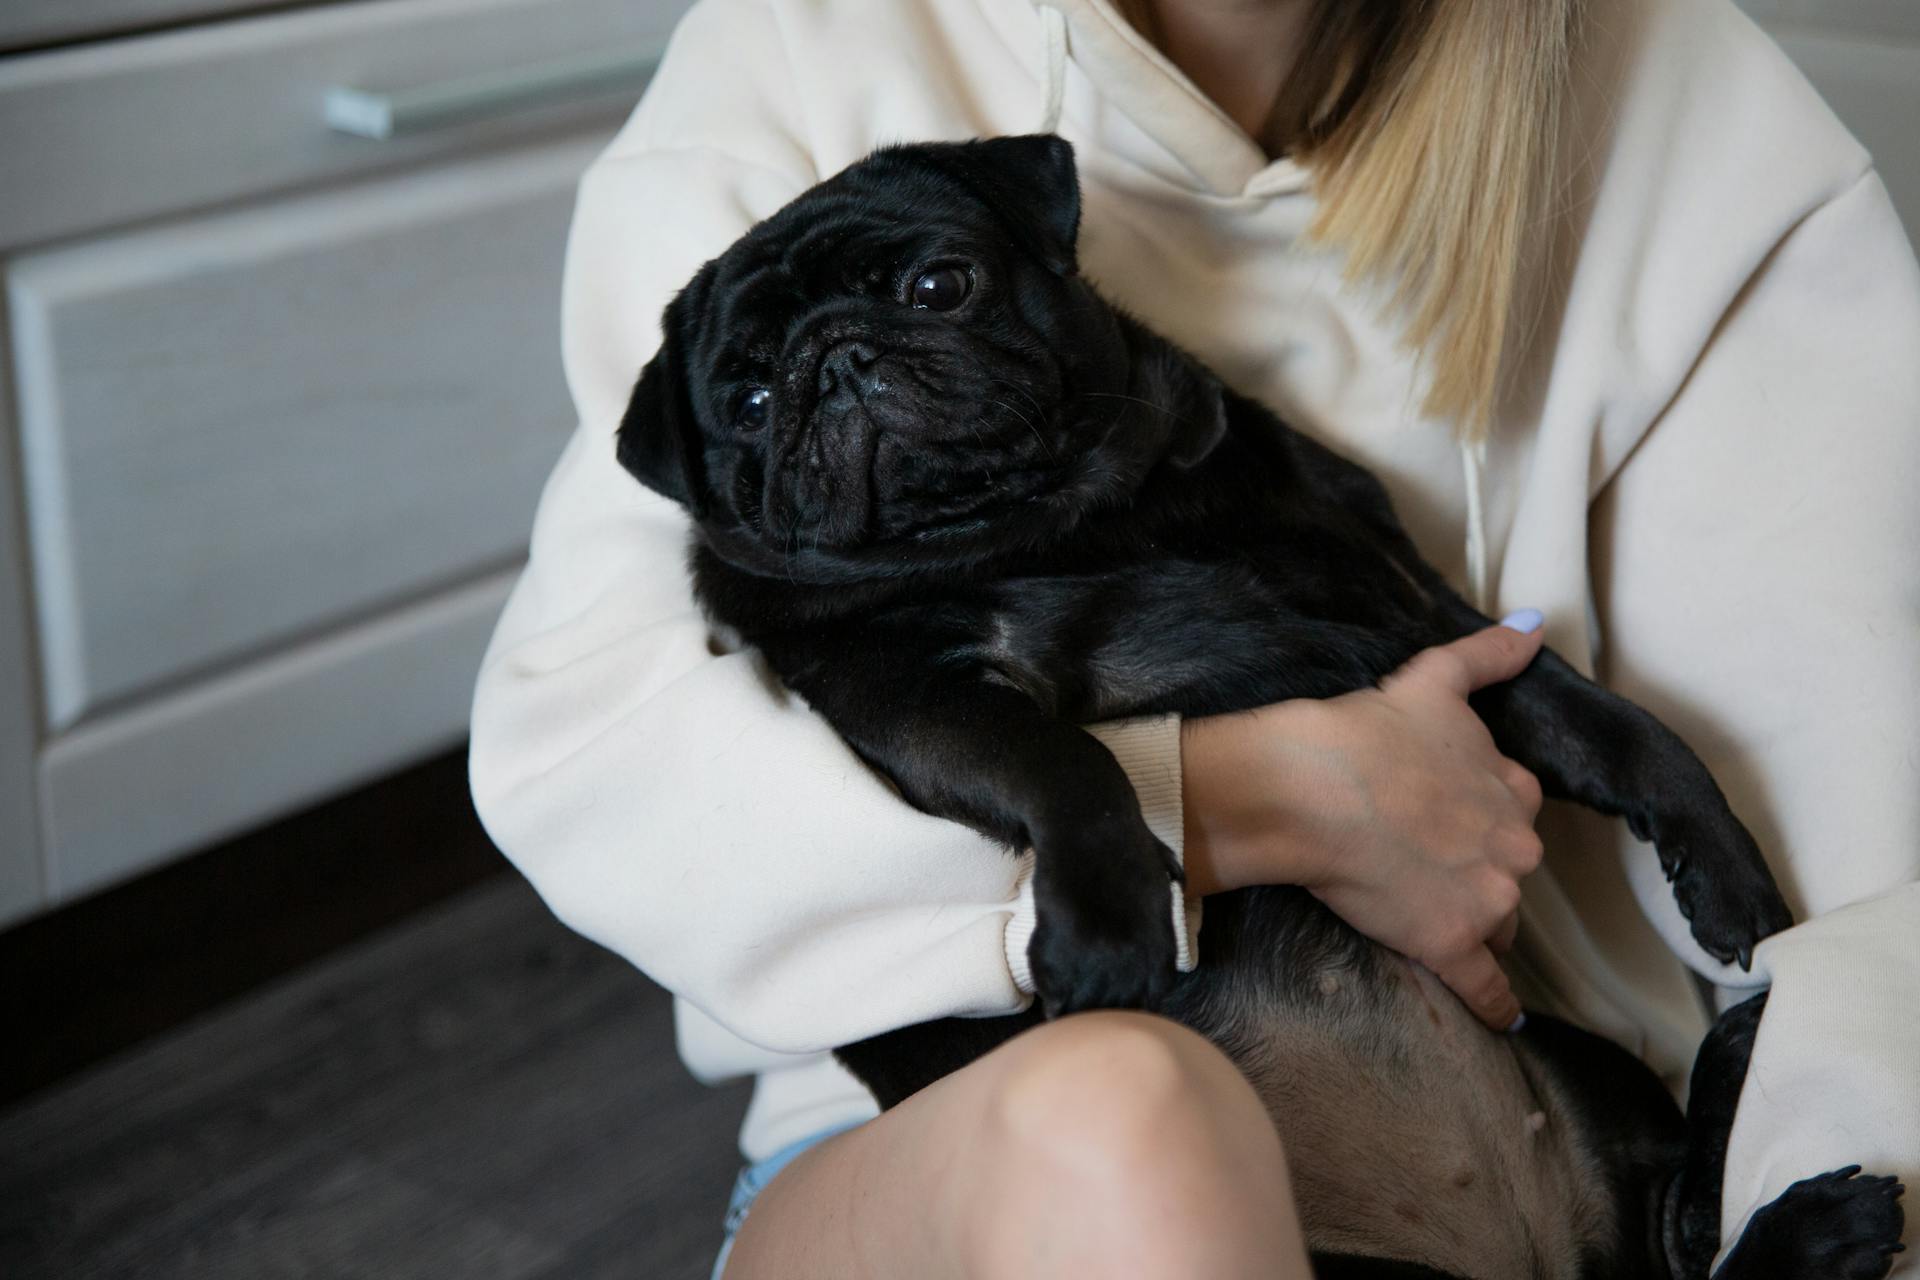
left=1120, top=0, right=1584, bottom=440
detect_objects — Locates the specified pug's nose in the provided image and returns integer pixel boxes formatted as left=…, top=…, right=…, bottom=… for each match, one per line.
left=817, top=340, right=884, bottom=401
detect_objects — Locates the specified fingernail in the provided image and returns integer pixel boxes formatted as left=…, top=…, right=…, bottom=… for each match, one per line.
left=1499, top=609, right=1543, bottom=634
left=1506, top=1012, right=1528, bottom=1034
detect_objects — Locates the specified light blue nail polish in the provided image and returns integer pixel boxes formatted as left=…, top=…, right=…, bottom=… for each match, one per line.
left=1499, top=608, right=1543, bottom=634
left=1506, top=1012, right=1528, bottom=1034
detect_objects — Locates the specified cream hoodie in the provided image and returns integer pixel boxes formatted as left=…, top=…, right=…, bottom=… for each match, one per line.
left=468, top=0, right=1920, bottom=1254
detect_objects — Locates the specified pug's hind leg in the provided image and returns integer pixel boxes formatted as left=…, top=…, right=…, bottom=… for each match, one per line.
left=1708, top=1168, right=1905, bottom=1280
left=1666, top=993, right=1906, bottom=1280
left=1666, top=993, right=1765, bottom=1279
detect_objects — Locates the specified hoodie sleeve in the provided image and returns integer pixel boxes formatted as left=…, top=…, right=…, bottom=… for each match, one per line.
left=1588, top=169, right=1920, bottom=1254
left=468, top=0, right=1193, bottom=1058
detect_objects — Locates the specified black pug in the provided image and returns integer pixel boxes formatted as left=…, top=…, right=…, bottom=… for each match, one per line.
left=615, top=136, right=1906, bottom=1279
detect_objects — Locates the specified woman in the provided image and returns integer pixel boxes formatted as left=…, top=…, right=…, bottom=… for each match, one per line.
left=468, top=0, right=1920, bottom=1275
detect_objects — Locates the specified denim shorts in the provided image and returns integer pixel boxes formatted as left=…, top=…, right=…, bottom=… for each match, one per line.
left=711, top=1121, right=865, bottom=1279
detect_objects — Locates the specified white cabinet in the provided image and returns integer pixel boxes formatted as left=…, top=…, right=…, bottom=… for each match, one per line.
left=0, top=0, right=694, bottom=923
left=11, top=139, right=596, bottom=729
left=0, top=357, right=42, bottom=924
left=0, top=2, right=296, bottom=54
left=0, top=0, right=683, bottom=249
left=40, top=574, right=518, bottom=900
left=9, top=139, right=603, bottom=900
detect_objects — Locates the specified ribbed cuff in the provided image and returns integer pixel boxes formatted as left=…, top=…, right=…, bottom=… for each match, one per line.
left=1005, top=851, right=1042, bottom=994
left=1004, top=715, right=1203, bottom=995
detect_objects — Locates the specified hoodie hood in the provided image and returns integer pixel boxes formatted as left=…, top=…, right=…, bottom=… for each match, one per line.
left=1028, top=0, right=1311, bottom=198
left=1024, top=0, right=1499, bottom=600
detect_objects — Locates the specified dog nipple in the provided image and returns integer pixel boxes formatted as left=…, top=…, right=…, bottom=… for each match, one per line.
left=1525, top=1111, right=1547, bottom=1135
left=1317, top=972, right=1341, bottom=998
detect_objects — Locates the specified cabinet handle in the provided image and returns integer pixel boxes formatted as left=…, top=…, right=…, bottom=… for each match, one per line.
left=324, top=47, right=658, bottom=140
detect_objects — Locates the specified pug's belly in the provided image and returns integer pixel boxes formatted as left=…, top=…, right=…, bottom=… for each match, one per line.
left=1166, top=890, right=1616, bottom=1280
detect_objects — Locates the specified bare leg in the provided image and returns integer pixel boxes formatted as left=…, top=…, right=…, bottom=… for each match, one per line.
left=723, top=1011, right=1312, bottom=1280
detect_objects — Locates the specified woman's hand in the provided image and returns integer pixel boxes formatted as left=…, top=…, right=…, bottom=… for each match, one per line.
left=1180, top=614, right=1549, bottom=1030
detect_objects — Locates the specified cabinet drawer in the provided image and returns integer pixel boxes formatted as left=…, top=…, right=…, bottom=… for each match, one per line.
left=39, top=570, right=515, bottom=903
left=0, top=0, right=691, bottom=250
left=0, top=1, right=293, bottom=54
left=9, top=137, right=597, bottom=729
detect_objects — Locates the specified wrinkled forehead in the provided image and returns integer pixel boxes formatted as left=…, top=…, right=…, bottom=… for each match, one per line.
left=696, top=164, right=996, bottom=343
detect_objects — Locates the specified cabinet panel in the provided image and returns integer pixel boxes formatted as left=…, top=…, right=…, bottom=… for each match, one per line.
left=38, top=570, right=514, bottom=903
left=10, top=138, right=593, bottom=729
left=0, top=0, right=690, bottom=250
left=0, top=326, right=44, bottom=926
left=0, top=0, right=294, bottom=54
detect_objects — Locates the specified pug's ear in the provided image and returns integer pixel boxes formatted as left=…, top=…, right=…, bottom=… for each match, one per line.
left=1164, top=369, right=1227, bottom=470
left=1136, top=334, right=1228, bottom=470
left=944, top=134, right=1082, bottom=276
left=616, top=293, right=709, bottom=516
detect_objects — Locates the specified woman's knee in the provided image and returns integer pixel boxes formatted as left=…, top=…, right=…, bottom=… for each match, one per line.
left=959, top=1011, right=1301, bottom=1278
left=990, top=1011, right=1270, bottom=1161
left=729, top=1013, right=1307, bottom=1280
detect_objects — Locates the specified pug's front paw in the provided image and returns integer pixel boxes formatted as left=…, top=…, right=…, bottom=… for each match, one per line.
left=1650, top=808, right=1794, bottom=970
left=1027, top=819, right=1180, bottom=1019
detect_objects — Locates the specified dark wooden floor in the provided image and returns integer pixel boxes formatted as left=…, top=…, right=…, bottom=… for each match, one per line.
left=0, top=752, right=510, bottom=1103
left=0, top=877, right=752, bottom=1279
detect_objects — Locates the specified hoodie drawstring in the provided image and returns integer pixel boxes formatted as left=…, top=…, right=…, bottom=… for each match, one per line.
left=1460, top=439, right=1491, bottom=611
left=1032, top=2, right=1492, bottom=613
left=1038, top=4, right=1068, bottom=133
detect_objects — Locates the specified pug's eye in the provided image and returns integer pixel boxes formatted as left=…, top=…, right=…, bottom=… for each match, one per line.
left=910, top=264, right=973, bottom=312
left=736, top=387, right=772, bottom=431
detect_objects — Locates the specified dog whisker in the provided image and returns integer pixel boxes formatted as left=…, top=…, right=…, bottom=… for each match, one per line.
left=987, top=376, right=1048, bottom=419
left=1076, top=390, right=1178, bottom=419
left=982, top=398, right=1057, bottom=463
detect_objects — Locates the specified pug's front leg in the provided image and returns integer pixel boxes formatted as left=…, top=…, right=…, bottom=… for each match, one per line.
left=1437, top=602, right=1793, bottom=969
left=1022, top=789, right=1184, bottom=1018
left=773, top=639, right=1182, bottom=1018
